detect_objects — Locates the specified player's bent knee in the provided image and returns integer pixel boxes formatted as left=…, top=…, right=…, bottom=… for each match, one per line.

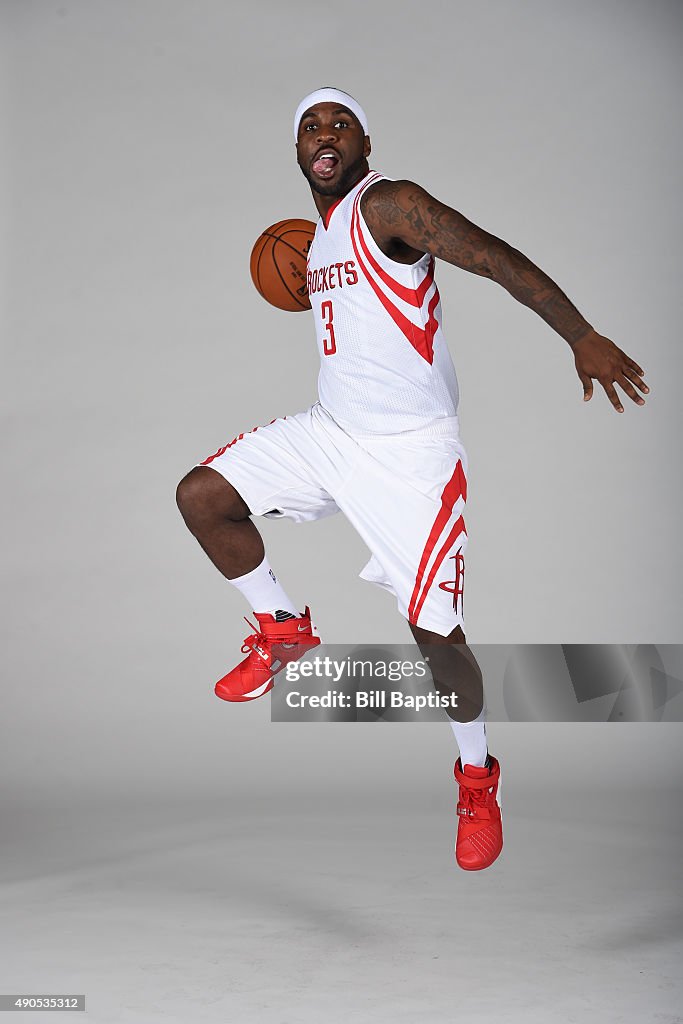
left=176, top=466, right=251, bottom=528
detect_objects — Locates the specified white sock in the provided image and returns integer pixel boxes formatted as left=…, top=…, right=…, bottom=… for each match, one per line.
left=449, top=705, right=488, bottom=768
left=228, top=555, right=299, bottom=617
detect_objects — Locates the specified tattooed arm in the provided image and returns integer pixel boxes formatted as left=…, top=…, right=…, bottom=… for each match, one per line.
left=360, top=180, right=648, bottom=412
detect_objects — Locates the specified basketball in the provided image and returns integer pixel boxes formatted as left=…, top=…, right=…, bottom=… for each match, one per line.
left=250, top=218, right=316, bottom=312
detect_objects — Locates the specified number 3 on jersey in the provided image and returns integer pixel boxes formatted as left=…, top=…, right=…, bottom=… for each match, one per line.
left=321, top=300, right=337, bottom=356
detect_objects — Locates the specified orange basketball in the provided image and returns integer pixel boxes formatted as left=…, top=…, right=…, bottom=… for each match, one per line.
left=250, top=218, right=316, bottom=312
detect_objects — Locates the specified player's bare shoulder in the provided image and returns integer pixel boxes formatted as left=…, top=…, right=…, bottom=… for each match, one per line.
left=360, top=179, right=430, bottom=263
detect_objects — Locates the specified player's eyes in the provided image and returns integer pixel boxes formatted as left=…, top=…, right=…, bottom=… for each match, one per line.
left=302, top=120, right=348, bottom=132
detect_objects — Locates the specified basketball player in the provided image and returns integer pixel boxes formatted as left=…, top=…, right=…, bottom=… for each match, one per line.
left=176, top=88, right=648, bottom=871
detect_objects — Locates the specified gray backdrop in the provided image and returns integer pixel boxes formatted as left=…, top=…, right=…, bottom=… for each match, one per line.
left=1, top=2, right=682, bottom=1023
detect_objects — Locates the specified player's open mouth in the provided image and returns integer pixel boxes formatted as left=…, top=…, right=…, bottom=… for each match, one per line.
left=311, top=150, right=340, bottom=179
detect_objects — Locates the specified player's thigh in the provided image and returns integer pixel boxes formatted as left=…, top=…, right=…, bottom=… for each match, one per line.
left=196, top=409, right=341, bottom=524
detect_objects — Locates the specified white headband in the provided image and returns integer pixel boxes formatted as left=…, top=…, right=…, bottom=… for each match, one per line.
left=293, top=88, right=368, bottom=141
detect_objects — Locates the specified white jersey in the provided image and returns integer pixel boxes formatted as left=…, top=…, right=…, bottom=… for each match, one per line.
left=306, top=170, right=460, bottom=435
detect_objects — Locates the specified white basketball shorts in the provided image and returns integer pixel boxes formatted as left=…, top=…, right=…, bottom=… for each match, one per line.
left=197, top=402, right=468, bottom=637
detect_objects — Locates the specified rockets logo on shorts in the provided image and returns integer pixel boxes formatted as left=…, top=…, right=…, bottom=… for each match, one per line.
left=438, top=549, right=465, bottom=614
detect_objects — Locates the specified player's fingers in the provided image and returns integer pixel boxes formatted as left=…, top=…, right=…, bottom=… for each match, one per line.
left=602, top=380, right=624, bottom=412
left=623, top=366, right=649, bottom=394
left=625, top=356, right=644, bottom=376
left=580, top=374, right=593, bottom=402
left=615, top=372, right=645, bottom=406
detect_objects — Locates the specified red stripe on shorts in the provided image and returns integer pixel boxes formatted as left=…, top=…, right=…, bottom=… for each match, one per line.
left=200, top=418, right=280, bottom=466
left=408, top=460, right=467, bottom=625
left=410, top=516, right=467, bottom=625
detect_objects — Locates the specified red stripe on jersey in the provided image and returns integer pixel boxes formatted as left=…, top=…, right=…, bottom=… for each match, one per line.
left=322, top=171, right=382, bottom=231
left=424, top=288, right=440, bottom=352
left=353, top=209, right=435, bottom=306
left=323, top=195, right=344, bottom=230
left=350, top=193, right=440, bottom=364
left=415, top=260, right=435, bottom=305
left=408, top=460, right=467, bottom=622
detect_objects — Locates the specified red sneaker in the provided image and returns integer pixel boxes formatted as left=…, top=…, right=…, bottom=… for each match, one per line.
left=454, top=756, right=503, bottom=871
left=215, top=608, right=320, bottom=703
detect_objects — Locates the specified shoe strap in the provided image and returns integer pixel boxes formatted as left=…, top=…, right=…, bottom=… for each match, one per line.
left=254, top=614, right=312, bottom=640
left=454, top=758, right=499, bottom=788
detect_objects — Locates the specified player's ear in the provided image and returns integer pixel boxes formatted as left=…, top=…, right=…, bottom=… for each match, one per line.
left=364, top=135, right=371, bottom=158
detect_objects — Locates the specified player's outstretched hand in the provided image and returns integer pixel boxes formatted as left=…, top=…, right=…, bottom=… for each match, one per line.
left=573, top=331, right=649, bottom=412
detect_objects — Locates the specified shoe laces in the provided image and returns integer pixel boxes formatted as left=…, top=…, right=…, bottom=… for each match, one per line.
left=458, top=780, right=496, bottom=819
left=241, top=617, right=270, bottom=663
